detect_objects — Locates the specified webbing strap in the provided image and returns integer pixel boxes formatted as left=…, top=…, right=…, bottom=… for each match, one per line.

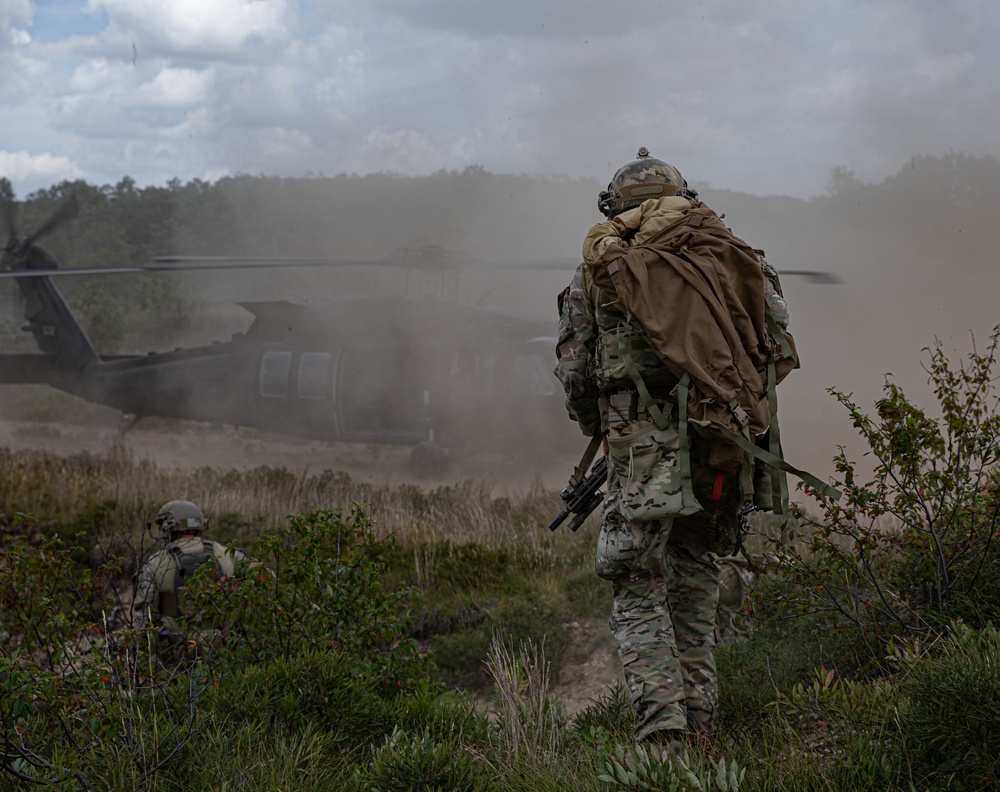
left=765, top=310, right=794, bottom=360
left=766, top=361, right=790, bottom=513
left=574, top=433, right=604, bottom=483
left=160, top=545, right=184, bottom=618
left=618, top=329, right=669, bottom=432
left=711, top=422, right=842, bottom=503
left=675, top=374, right=699, bottom=513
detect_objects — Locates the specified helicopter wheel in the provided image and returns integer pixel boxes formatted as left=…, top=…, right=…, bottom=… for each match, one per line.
left=409, top=441, right=450, bottom=478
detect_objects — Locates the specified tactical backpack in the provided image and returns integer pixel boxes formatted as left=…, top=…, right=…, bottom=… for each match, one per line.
left=585, top=197, right=840, bottom=519
left=159, top=539, right=223, bottom=619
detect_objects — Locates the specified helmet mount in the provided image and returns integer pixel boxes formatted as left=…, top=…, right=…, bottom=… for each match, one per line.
left=155, top=500, right=207, bottom=540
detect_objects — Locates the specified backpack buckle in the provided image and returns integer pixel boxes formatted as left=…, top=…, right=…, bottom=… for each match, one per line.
left=729, top=400, right=750, bottom=430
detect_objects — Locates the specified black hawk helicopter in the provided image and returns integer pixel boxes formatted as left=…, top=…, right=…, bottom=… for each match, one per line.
left=0, top=195, right=576, bottom=470
left=0, top=194, right=839, bottom=471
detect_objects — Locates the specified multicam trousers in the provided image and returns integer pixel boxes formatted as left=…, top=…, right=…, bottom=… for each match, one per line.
left=596, top=508, right=720, bottom=739
left=595, top=396, right=743, bottom=739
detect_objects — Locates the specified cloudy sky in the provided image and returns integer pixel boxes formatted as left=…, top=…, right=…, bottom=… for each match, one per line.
left=1, top=0, right=998, bottom=199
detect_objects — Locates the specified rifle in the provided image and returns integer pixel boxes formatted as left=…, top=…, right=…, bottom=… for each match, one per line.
left=548, top=438, right=608, bottom=532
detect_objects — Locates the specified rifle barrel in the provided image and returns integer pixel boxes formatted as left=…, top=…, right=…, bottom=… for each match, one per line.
left=547, top=507, right=571, bottom=532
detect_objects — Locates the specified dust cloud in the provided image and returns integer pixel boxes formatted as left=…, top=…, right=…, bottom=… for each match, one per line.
left=0, top=155, right=996, bottom=502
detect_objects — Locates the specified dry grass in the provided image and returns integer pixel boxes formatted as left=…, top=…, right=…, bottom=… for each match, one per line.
left=0, top=443, right=588, bottom=557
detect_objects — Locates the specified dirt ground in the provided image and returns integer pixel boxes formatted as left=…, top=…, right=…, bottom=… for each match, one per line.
left=0, top=414, right=622, bottom=715
left=0, top=415, right=580, bottom=490
left=551, top=618, right=623, bottom=716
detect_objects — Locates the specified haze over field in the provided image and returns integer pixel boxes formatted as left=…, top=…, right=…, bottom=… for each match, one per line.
left=0, top=158, right=995, bottom=498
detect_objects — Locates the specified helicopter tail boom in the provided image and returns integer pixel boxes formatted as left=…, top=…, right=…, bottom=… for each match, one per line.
left=11, top=245, right=101, bottom=369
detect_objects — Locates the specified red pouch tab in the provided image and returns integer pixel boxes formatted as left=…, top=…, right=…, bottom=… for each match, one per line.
left=710, top=471, right=725, bottom=502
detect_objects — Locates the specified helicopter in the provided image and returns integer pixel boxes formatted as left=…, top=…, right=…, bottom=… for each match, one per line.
left=0, top=197, right=580, bottom=471
left=0, top=194, right=839, bottom=472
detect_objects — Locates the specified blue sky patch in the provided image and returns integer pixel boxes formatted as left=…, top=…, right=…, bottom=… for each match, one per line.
left=30, top=1, right=108, bottom=43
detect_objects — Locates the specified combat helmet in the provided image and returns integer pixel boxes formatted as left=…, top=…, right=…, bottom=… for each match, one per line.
left=155, top=500, right=207, bottom=540
left=598, top=147, right=695, bottom=218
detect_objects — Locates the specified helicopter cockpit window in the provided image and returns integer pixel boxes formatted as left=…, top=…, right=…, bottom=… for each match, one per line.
left=511, top=353, right=556, bottom=396
left=298, top=352, right=331, bottom=400
left=260, top=351, right=292, bottom=398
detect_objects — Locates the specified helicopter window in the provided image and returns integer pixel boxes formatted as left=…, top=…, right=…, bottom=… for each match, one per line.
left=511, top=353, right=556, bottom=397
left=260, top=351, right=292, bottom=398
left=298, top=352, right=331, bottom=400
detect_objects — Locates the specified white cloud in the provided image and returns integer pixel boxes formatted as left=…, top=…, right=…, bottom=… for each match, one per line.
left=0, top=0, right=31, bottom=48
left=139, top=66, right=211, bottom=107
left=86, top=0, right=293, bottom=58
left=0, top=149, right=84, bottom=194
left=1, top=0, right=1000, bottom=198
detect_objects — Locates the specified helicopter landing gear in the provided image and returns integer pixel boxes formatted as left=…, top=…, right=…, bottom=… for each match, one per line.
left=409, top=441, right=450, bottom=478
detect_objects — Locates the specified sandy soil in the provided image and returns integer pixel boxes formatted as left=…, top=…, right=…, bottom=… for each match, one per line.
left=0, top=416, right=580, bottom=492
left=552, top=618, right=623, bottom=716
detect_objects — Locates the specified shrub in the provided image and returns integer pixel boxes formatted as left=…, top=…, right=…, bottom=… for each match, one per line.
left=184, top=505, right=431, bottom=692
left=0, top=505, right=434, bottom=788
left=770, top=326, right=1000, bottom=645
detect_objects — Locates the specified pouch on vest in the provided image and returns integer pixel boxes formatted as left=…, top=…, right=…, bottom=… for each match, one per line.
left=596, top=324, right=678, bottom=390
left=607, top=417, right=702, bottom=522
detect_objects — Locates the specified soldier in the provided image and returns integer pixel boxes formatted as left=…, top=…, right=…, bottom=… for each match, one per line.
left=554, top=148, right=788, bottom=746
left=132, top=500, right=248, bottom=653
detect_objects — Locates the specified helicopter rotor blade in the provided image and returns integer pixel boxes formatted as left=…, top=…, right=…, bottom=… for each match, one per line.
left=22, top=192, right=80, bottom=249
left=151, top=255, right=384, bottom=267
left=2, top=201, right=15, bottom=243
left=0, top=258, right=395, bottom=279
left=779, top=269, right=842, bottom=285
left=481, top=258, right=843, bottom=284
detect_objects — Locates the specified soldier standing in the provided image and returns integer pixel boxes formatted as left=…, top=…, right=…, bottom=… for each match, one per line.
left=554, top=148, right=792, bottom=746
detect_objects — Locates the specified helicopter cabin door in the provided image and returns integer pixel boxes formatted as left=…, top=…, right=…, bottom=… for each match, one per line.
left=333, top=346, right=437, bottom=445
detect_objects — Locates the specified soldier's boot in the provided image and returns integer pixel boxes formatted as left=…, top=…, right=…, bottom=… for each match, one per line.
left=686, top=708, right=714, bottom=735
left=641, top=728, right=686, bottom=760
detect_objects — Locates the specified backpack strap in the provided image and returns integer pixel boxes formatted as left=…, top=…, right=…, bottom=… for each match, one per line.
left=706, top=420, right=842, bottom=504
left=159, top=545, right=184, bottom=618
left=617, top=327, right=699, bottom=513
left=764, top=360, right=790, bottom=513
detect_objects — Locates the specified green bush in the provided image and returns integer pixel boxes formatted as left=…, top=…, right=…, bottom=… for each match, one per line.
left=771, top=326, right=1000, bottom=645
left=353, top=726, right=488, bottom=791
left=0, top=505, right=434, bottom=788
left=184, top=506, right=431, bottom=692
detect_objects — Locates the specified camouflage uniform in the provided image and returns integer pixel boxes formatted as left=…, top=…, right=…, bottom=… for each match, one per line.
left=132, top=534, right=246, bottom=634
left=555, top=263, right=742, bottom=740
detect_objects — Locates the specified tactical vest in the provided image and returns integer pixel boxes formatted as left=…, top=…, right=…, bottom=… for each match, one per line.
left=159, top=538, right=222, bottom=619
left=586, top=265, right=678, bottom=396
